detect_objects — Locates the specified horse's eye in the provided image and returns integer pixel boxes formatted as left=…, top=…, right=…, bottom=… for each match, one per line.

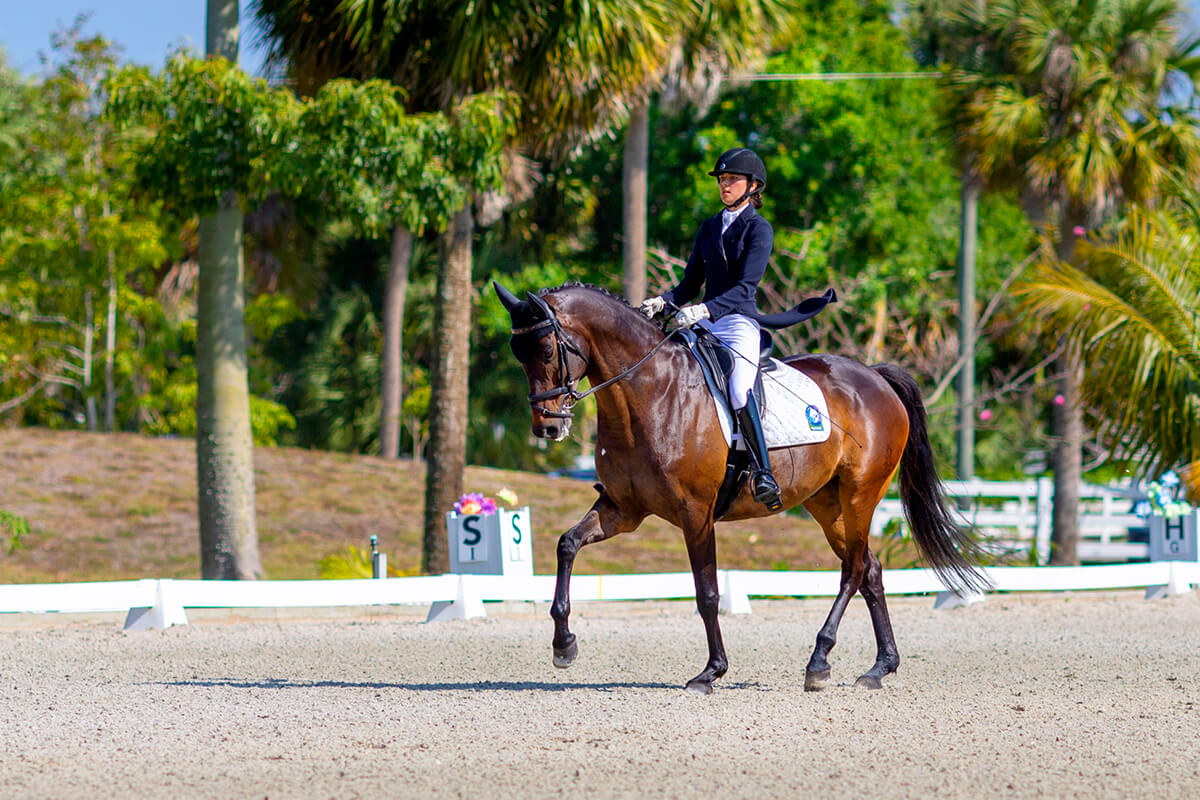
left=541, top=343, right=555, bottom=364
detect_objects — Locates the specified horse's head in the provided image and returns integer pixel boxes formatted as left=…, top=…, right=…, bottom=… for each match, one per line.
left=493, top=281, right=590, bottom=442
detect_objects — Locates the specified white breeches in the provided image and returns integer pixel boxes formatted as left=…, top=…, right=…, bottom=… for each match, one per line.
left=697, top=313, right=761, bottom=410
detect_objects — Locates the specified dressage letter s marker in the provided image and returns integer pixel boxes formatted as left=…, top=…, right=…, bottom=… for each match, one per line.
left=462, top=516, right=482, bottom=545
left=510, top=512, right=523, bottom=545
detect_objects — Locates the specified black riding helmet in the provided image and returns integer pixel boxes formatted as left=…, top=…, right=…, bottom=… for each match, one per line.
left=709, top=147, right=767, bottom=190
left=709, top=147, right=766, bottom=209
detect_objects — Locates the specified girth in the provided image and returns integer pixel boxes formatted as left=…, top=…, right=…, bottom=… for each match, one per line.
left=672, top=326, right=775, bottom=520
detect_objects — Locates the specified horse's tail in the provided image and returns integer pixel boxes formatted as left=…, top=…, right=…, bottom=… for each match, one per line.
left=872, top=363, right=992, bottom=595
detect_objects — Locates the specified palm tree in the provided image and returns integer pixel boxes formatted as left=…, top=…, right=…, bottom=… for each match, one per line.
left=913, top=0, right=1200, bottom=563
left=197, top=0, right=262, bottom=579
left=253, top=0, right=683, bottom=571
left=1017, top=201, right=1200, bottom=500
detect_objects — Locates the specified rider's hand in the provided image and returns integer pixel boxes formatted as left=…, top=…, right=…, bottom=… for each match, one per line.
left=639, top=296, right=666, bottom=318
left=672, top=304, right=710, bottom=329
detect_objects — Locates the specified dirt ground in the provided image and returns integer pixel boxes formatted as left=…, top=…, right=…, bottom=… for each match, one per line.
left=2, top=591, right=1198, bottom=799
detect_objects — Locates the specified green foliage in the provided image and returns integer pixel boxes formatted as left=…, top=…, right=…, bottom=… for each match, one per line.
left=254, top=0, right=677, bottom=154
left=0, top=26, right=170, bottom=428
left=281, top=80, right=516, bottom=236
left=1017, top=203, right=1200, bottom=485
left=318, top=544, right=375, bottom=579
left=0, top=510, right=29, bottom=555
left=104, top=52, right=301, bottom=214
left=624, top=0, right=1031, bottom=312
left=293, top=287, right=383, bottom=453
left=918, top=0, right=1200, bottom=221
left=141, top=377, right=297, bottom=447
left=318, top=544, right=413, bottom=578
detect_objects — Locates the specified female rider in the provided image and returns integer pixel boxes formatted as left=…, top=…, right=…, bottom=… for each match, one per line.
left=639, top=147, right=782, bottom=512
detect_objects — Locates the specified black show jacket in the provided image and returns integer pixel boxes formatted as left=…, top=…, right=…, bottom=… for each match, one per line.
left=663, top=206, right=773, bottom=320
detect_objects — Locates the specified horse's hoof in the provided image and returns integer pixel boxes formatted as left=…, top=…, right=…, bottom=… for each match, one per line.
left=685, top=679, right=713, bottom=695
left=854, top=674, right=884, bottom=690
left=804, top=668, right=831, bottom=691
left=552, top=638, right=578, bottom=669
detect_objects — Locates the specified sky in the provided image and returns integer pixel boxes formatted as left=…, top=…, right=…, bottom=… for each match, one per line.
left=2, top=0, right=1200, bottom=81
left=0, top=0, right=270, bottom=77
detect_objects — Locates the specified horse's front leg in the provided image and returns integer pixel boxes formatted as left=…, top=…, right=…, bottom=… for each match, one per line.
left=552, top=492, right=642, bottom=668
left=683, top=520, right=727, bottom=694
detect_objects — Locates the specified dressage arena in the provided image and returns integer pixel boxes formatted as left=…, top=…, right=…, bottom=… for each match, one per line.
left=2, top=592, right=1198, bottom=798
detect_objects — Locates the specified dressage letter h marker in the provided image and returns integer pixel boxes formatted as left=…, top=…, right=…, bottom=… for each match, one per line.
left=1148, top=511, right=1199, bottom=563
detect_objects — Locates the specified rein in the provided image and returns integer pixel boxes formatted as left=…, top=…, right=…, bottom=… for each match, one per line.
left=514, top=306, right=674, bottom=420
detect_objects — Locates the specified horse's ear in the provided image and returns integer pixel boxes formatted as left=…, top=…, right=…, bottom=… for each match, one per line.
left=525, top=291, right=553, bottom=318
left=493, top=281, right=526, bottom=316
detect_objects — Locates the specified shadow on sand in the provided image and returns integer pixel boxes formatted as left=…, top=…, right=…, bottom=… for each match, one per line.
left=147, top=677, right=768, bottom=693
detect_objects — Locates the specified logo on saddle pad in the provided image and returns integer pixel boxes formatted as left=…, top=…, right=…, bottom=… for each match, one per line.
left=805, top=404, right=824, bottom=431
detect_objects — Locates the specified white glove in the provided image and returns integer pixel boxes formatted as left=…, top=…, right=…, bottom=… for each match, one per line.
left=672, top=303, right=710, bottom=328
left=639, top=295, right=666, bottom=318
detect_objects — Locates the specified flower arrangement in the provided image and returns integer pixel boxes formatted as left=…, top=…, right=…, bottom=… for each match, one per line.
left=1144, top=471, right=1194, bottom=518
left=452, top=489, right=520, bottom=516
left=454, top=492, right=497, bottom=515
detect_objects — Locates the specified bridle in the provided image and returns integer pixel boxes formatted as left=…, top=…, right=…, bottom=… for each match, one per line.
left=512, top=294, right=590, bottom=420
left=512, top=293, right=674, bottom=420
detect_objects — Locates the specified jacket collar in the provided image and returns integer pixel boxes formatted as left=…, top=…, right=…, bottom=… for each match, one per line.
left=719, top=204, right=756, bottom=239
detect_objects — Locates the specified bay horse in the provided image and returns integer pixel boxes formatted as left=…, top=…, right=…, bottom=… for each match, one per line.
left=494, top=281, right=988, bottom=694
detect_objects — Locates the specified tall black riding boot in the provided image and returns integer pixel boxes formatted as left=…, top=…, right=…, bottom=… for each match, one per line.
left=737, top=399, right=783, bottom=512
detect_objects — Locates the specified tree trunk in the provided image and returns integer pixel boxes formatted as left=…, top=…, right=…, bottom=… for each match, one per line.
left=83, top=290, right=97, bottom=432
left=1049, top=217, right=1083, bottom=565
left=622, top=102, right=649, bottom=304
left=197, top=196, right=261, bottom=579
left=206, top=0, right=239, bottom=61
left=956, top=172, right=980, bottom=480
left=380, top=224, right=413, bottom=459
left=104, top=250, right=117, bottom=432
left=422, top=203, right=474, bottom=574
left=195, top=0, right=259, bottom=580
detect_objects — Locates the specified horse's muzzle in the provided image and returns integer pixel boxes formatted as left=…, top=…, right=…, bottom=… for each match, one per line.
left=533, top=418, right=571, bottom=442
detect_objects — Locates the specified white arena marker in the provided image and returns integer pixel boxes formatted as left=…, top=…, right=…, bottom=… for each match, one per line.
left=426, top=575, right=486, bottom=622
left=718, top=571, right=752, bottom=615
left=124, top=579, right=188, bottom=631
left=933, top=589, right=986, bottom=610
left=1144, top=562, right=1195, bottom=600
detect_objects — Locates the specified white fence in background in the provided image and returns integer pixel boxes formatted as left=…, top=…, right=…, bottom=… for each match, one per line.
left=869, top=478, right=1148, bottom=564
left=1, top=560, right=1197, bottom=630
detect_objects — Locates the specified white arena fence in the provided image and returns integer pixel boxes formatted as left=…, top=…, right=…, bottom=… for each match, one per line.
left=870, top=478, right=1148, bottom=564
left=1, top=480, right=1192, bottom=629
left=0, top=561, right=1196, bottom=630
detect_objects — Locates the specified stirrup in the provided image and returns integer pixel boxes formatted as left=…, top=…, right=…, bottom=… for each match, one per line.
left=751, top=469, right=782, bottom=511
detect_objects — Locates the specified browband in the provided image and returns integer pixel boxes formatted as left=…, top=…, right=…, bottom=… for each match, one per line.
left=511, top=318, right=555, bottom=335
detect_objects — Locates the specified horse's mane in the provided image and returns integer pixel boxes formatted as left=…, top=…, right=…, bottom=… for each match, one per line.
left=539, top=282, right=660, bottom=331
left=537, top=281, right=630, bottom=306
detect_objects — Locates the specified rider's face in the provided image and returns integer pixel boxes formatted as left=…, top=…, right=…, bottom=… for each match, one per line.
left=716, top=173, right=749, bottom=206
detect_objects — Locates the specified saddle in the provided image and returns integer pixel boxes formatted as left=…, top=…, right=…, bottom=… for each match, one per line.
left=672, top=326, right=775, bottom=520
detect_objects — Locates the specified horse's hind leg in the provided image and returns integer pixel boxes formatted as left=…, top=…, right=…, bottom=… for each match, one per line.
left=801, top=481, right=871, bottom=691
left=854, top=548, right=899, bottom=689
left=551, top=492, right=643, bottom=669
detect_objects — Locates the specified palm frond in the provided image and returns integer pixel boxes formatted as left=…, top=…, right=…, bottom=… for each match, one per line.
left=1015, top=204, right=1200, bottom=480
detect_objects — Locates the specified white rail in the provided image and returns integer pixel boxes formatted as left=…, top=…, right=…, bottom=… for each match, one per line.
left=870, top=477, right=1149, bottom=563
left=1, top=561, right=1197, bottom=629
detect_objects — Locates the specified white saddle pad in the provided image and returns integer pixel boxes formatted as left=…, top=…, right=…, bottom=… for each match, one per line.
left=714, top=358, right=832, bottom=449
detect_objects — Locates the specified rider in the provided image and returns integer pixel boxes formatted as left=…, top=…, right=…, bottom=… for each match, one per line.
left=639, top=147, right=782, bottom=512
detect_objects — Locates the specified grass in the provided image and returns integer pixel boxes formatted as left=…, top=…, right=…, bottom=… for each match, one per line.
left=0, top=426, right=844, bottom=583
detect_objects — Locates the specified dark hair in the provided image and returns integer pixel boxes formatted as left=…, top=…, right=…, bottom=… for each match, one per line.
left=750, top=192, right=763, bottom=209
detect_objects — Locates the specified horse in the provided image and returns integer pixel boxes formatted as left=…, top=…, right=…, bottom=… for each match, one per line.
left=493, top=281, right=989, bottom=694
